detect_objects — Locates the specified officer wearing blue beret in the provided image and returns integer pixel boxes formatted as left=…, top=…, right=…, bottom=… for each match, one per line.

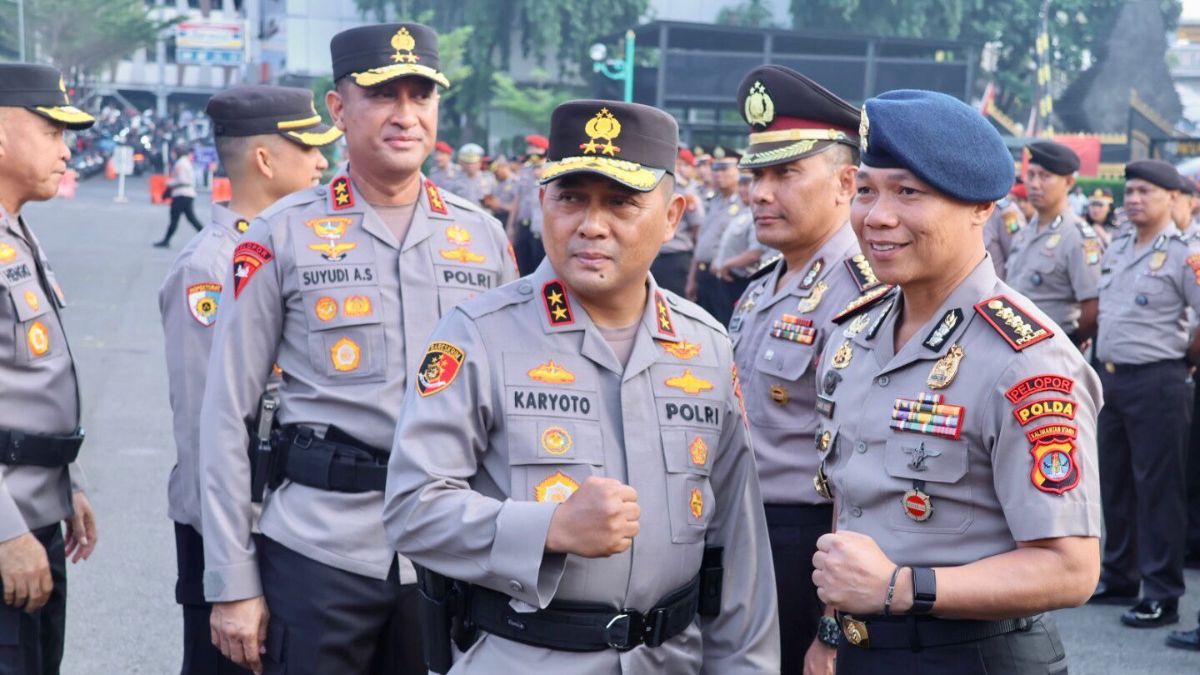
left=810, top=90, right=1102, bottom=673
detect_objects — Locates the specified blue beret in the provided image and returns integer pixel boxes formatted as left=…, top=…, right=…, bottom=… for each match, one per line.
left=860, top=90, right=1015, bottom=203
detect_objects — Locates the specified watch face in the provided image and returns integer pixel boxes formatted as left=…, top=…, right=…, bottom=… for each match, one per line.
left=818, top=615, right=841, bottom=647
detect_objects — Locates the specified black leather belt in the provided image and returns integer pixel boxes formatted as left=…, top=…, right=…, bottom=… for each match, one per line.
left=838, top=612, right=1036, bottom=650
left=467, top=575, right=701, bottom=652
left=1101, top=358, right=1185, bottom=375
left=279, top=426, right=388, bottom=493
left=697, top=262, right=710, bottom=272
left=0, top=428, right=83, bottom=467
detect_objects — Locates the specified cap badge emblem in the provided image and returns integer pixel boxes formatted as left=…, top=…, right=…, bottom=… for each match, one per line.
left=744, top=80, right=775, bottom=129
left=581, top=108, right=622, bottom=156
left=391, top=27, right=419, bottom=63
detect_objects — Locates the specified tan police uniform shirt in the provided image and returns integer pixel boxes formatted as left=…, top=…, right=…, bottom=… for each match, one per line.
left=730, top=224, right=872, bottom=505
left=1004, top=209, right=1101, bottom=334
left=1096, top=225, right=1200, bottom=365
left=159, top=203, right=247, bottom=532
left=694, top=191, right=744, bottom=266
left=983, top=198, right=1025, bottom=277
left=383, top=260, right=780, bottom=674
left=199, top=168, right=518, bottom=602
left=817, top=258, right=1101, bottom=567
left=0, top=206, right=86, bottom=541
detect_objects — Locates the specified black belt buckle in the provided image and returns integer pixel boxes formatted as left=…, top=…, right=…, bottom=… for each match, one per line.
left=605, top=607, right=669, bottom=650
left=5, top=430, right=25, bottom=462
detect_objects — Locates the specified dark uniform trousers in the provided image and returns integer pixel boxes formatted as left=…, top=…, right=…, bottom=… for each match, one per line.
left=696, top=266, right=737, bottom=326
left=766, top=504, right=831, bottom=674
left=0, top=524, right=65, bottom=675
left=513, top=219, right=545, bottom=276
left=1186, top=377, right=1200, bottom=563
left=174, top=523, right=252, bottom=675
left=1098, top=359, right=1191, bottom=601
left=650, top=251, right=692, bottom=298
left=836, top=614, right=1067, bottom=675
left=258, top=537, right=423, bottom=675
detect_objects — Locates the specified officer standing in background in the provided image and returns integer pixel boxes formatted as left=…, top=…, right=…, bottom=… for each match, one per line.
left=199, top=23, right=517, bottom=674
left=506, top=137, right=548, bottom=275
left=688, top=150, right=746, bottom=324
left=0, top=63, right=99, bottom=674
left=451, top=143, right=495, bottom=207
left=728, top=65, right=875, bottom=674
left=1005, top=142, right=1102, bottom=345
left=158, top=85, right=340, bottom=674
left=812, top=90, right=1102, bottom=672
left=428, top=141, right=459, bottom=187
left=982, top=190, right=1026, bottom=276
left=482, top=156, right=518, bottom=225
left=651, top=147, right=705, bottom=296
left=1090, top=160, right=1199, bottom=629
left=383, top=99, right=779, bottom=673
left=1085, top=188, right=1117, bottom=245
left=713, top=173, right=767, bottom=309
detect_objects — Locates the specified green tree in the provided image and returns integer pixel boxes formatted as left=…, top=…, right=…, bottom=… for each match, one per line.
left=0, top=0, right=175, bottom=88
left=788, top=0, right=1181, bottom=116
left=354, top=0, right=647, bottom=139
left=716, top=0, right=781, bottom=28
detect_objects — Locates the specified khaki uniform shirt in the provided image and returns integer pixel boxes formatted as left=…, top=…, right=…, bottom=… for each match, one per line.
left=199, top=169, right=518, bottom=602
left=661, top=181, right=706, bottom=255
left=983, top=198, right=1025, bottom=277
left=1096, top=225, right=1200, bottom=365
left=730, top=225, right=872, bottom=504
left=1004, top=209, right=1101, bottom=333
left=383, top=260, right=780, bottom=673
left=694, top=192, right=744, bottom=265
left=159, top=204, right=247, bottom=531
left=817, top=258, right=1102, bottom=567
left=0, top=207, right=85, bottom=541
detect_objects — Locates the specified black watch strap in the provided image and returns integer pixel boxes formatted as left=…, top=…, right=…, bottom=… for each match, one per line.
left=817, top=615, right=840, bottom=648
left=910, top=566, right=937, bottom=615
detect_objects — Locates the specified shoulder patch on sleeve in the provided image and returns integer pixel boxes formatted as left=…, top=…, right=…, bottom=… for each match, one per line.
left=973, top=294, right=1053, bottom=351
left=232, top=241, right=274, bottom=299
left=186, top=282, right=222, bottom=326
left=416, top=341, right=465, bottom=396
left=831, top=284, right=896, bottom=324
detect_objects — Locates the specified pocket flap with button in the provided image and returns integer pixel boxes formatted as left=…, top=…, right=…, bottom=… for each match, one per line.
left=1133, top=273, right=1167, bottom=295
left=10, top=282, right=49, bottom=322
left=507, top=417, right=604, bottom=466
left=660, top=429, right=717, bottom=476
left=753, top=342, right=814, bottom=382
left=884, top=437, right=968, bottom=483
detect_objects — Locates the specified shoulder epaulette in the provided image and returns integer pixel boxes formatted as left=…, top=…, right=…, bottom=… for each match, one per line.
left=843, top=253, right=883, bottom=293
left=440, top=188, right=489, bottom=216
left=258, top=185, right=323, bottom=221
left=458, top=278, right=533, bottom=320
left=973, top=294, right=1054, bottom=351
left=664, top=291, right=728, bottom=336
left=1076, top=221, right=1098, bottom=239
left=749, top=255, right=780, bottom=282
left=831, top=284, right=897, bottom=324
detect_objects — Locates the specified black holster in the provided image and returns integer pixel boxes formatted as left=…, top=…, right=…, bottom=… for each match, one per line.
left=699, top=546, right=724, bottom=617
left=416, top=565, right=476, bottom=674
left=248, top=393, right=280, bottom=503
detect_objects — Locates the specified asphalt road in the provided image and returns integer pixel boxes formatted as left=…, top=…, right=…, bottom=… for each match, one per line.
left=20, top=175, right=1200, bottom=673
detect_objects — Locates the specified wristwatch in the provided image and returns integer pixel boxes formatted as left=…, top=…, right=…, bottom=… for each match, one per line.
left=910, top=566, right=937, bottom=615
left=817, top=615, right=840, bottom=648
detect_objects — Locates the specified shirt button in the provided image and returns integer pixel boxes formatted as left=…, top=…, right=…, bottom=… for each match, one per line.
left=764, top=349, right=774, bottom=361
left=517, top=282, right=533, bottom=295
left=855, top=441, right=867, bottom=454
left=877, top=375, right=890, bottom=387
left=509, top=580, right=524, bottom=593
left=850, top=506, right=863, bottom=518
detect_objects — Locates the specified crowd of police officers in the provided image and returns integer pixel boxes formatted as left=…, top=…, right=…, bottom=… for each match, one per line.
left=4, top=16, right=1200, bottom=675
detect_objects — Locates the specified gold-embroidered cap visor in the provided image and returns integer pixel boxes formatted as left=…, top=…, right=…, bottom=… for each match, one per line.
left=540, top=155, right=666, bottom=192
left=31, top=105, right=95, bottom=130
left=282, top=125, right=344, bottom=148
left=739, top=128, right=856, bottom=169
left=350, top=63, right=450, bottom=89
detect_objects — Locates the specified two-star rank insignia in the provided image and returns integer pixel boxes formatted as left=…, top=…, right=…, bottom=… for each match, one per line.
left=330, top=176, right=354, bottom=210
left=542, top=280, right=575, bottom=326
left=425, top=179, right=448, bottom=215
left=974, top=295, right=1052, bottom=351
left=654, top=291, right=675, bottom=336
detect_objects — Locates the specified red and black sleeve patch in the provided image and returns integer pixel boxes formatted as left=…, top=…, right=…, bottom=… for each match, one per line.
left=1006, top=374, right=1074, bottom=404
left=973, top=295, right=1053, bottom=351
left=232, top=241, right=274, bottom=299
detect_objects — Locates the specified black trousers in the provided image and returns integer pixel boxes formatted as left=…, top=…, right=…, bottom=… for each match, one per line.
left=836, top=614, right=1067, bottom=674
left=258, top=536, right=423, bottom=674
left=766, top=504, right=832, bottom=675
left=696, top=268, right=736, bottom=326
left=0, top=524, right=65, bottom=675
left=1186, top=373, right=1200, bottom=560
left=650, top=251, right=692, bottom=298
left=1098, top=359, right=1191, bottom=600
left=512, top=219, right=545, bottom=276
left=161, top=196, right=204, bottom=245
left=174, top=523, right=252, bottom=675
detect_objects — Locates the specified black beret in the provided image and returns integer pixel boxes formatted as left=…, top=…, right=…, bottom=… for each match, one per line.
left=736, top=65, right=859, bottom=169
left=1180, top=176, right=1198, bottom=196
left=0, top=63, right=94, bottom=130
left=207, top=85, right=341, bottom=148
left=540, top=100, right=678, bottom=192
left=331, top=23, right=449, bottom=88
left=1026, top=142, right=1080, bottom=175
left=1125, top=160, right=1183, bottom=191
left=860, top=90, right=1014, bottom=203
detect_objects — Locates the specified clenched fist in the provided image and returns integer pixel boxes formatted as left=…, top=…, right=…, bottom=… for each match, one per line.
left=545, top=477, right=639, bottom=558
